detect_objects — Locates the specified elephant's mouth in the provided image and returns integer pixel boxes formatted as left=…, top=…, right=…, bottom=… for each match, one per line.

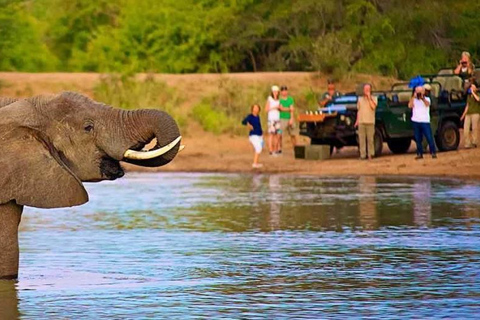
left=100, top=157, right=125, bottom=180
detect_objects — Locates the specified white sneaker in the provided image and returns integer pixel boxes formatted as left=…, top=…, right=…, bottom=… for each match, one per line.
left=252, top=163, right=263, bottom=168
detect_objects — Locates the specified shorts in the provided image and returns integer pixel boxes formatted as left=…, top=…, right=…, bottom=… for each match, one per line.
left=268, top=120, right=281, bottom=134
left=280, top=119, right=298, bottom=136
left=249, top=135, right=264, bottom=154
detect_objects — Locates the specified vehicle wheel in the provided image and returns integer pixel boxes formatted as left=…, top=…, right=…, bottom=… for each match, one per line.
left=374, top=128, right=383, bottom=157
left=387, top=138, right=411, bottom=154
left=436, top=121, right=460, bottom=151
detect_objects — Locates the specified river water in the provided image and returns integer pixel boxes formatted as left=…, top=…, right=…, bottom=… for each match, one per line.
left=1, top=173, right=480, bottom=319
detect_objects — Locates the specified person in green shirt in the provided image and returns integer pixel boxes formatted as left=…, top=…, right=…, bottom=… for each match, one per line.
left=461, top=83, right=480, bottom=148
left=279, top=86, right=297, bottom=152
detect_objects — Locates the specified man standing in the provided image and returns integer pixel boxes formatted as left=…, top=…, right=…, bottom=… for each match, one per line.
left=279, top=85, right=297, bottom=151
left=355, top=84, right=378, bottom=160
left=318, top=80, right=342, bottom=107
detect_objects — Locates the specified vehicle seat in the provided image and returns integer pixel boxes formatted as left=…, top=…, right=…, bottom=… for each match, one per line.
left=429, top=83, right=440, bottom=98
left=438, top=69, right=454, bottom=75
left=443, top=76, right=463, bottom=92
left=432, top=76, right=447, bottom=91
left=398, top=92, right=411, bottom=102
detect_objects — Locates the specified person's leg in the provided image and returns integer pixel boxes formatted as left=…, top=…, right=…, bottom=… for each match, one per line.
left=413, top=122, right=423, bottom=157
left=253, top=152, right=260, bottom=165
left=422, top=123, right=436, bottom=155
left=464, top=114, right=472, bottom=148
left=250, top=135, right=263, bottom=167
left=358, top=124, right=367, bottom=159
left=472, top=114, right=479, bottom=146
left=366, top=124, right=375, bottom=158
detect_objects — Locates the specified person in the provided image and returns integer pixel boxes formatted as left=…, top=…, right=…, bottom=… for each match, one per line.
left=454, top=51, right=475, bottom=80
left=318, top=80, right=342, bottom=107
left=461, top=82, right=480, bottom=148
left=409, top=85, right=437, bottom=159
left=265, top=85, right=281, bottom=155
left=278, top=85, right=297, bottom=152
left=242, top=104, right=264, bottom=168
left=355, top=83, right=378, bottom=160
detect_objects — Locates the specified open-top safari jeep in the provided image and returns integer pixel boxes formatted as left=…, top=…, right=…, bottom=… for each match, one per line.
left=299, top=69, right=472, bottom=156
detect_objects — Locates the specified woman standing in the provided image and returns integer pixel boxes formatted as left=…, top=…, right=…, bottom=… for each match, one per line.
left=409, top=86, right=437, bottom=159
left=265, top=85, right=281, bottom=155
left=461, top=83, right=480, bottom=148
left=455, top=51, right=475, bottom=80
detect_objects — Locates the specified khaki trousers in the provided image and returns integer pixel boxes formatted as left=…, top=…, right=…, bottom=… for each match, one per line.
left=464, top=113, right=480, bottom=147
left=358, top=123, right=375, bottom=158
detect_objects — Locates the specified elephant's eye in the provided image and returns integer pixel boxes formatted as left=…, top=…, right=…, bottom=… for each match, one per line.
left=84, top=124, right=94, bottom=132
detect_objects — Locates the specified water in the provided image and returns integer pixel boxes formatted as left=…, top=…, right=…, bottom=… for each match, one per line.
left=1, top=173, right=480, bottom=319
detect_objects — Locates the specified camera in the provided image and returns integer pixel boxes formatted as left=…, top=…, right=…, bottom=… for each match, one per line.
left=416, top=92, right=423, bottom=99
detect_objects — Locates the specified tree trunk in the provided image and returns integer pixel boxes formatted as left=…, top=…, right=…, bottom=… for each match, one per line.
left=0, top=201, right=23, bottom=280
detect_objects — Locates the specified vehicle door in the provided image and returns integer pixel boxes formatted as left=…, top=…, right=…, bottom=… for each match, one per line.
left=383, top=90, right=413, bottom=138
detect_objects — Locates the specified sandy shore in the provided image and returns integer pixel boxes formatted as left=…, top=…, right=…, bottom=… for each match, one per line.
left=124, top=131, right=480, bottom=180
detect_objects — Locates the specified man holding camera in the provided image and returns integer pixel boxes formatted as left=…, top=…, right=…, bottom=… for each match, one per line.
left=409, top=86, right=437, bottom=159
left=355, top=83, right=378, bottom=160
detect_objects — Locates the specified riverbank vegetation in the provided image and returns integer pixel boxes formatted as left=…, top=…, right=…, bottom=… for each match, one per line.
left=1, top=0, right=479, bottom=79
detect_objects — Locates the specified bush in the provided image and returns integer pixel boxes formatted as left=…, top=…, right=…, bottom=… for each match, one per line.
left=191, top=102, right=232, bottom=135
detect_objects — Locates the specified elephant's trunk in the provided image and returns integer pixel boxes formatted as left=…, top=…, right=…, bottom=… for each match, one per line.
left=120, top=109, right=181, bottom=167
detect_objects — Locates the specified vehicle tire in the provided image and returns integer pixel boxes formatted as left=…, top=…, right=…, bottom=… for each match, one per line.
left=387, top=138, right=412, bottom=154
left=374, top=128, right=383, bottom=157
left=436, top=121, right=460, bottom=151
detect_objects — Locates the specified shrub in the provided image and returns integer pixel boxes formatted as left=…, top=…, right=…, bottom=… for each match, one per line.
left=191, top=102, right=232, bottom=135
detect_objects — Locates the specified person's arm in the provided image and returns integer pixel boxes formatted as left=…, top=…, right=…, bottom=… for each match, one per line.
left=454, top=63, right=462, bottom=75
left=289, top=104, right=295, bottom=125
left=421, top=96, right=430, bottom=107
left=368, top=95, right=377, bottom=110
left=472, top=91, right=480, bottom=102
left=408, top=96, right=415, bottom=109
left=354, top=102, right=360, bottom=127
left=461, top=104, right=469, bottom=121
left=319, top=93, right=331, bottom=107
left=265, top=100, right=270, bottom=113
left=242, top=115, right=254, bottom=130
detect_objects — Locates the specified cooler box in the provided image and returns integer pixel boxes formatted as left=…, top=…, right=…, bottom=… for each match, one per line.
left=295, top=145, right=330, bottom=160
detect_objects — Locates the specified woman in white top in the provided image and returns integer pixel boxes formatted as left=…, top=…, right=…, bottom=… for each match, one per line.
left=265, top=85, right=281, bottom=155
left=408, top=85, right=437, bottom=160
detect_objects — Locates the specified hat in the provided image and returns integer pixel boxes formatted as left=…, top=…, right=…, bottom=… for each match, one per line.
left=271, top=85, right=280, bottom=92
left=423, top=84, right=432, bottom=91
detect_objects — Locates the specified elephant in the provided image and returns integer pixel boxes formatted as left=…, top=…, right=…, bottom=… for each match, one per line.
left=0, top=92, right=182, bottom=279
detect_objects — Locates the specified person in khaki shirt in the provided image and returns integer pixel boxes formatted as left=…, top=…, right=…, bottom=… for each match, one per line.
left=355, top=84, right=378, bottom=160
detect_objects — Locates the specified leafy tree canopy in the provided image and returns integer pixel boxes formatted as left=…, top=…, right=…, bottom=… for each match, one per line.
left=1, top=0, right=479, bottom=79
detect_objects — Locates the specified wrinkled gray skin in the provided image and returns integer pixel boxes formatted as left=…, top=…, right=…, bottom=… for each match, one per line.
left=0, top=92, right=180, bottom=279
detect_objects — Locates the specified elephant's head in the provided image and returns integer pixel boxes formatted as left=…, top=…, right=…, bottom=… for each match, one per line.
left=0, top=92, right=181, bottom=209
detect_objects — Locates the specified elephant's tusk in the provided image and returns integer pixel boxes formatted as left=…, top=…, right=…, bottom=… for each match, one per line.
left=179, top=145, right=185, bottom=152
left=123, top=136, right=182, bottom=160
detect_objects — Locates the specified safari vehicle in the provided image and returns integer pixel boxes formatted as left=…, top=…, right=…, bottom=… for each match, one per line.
left=299, top=70, right=469, bottom=156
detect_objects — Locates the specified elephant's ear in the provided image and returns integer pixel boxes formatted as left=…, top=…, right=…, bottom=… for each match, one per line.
left=0, top=127, right=88, bottom=208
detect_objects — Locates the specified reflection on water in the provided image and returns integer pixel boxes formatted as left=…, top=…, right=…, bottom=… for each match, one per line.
left=2, top=173, right=480, bottom=318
